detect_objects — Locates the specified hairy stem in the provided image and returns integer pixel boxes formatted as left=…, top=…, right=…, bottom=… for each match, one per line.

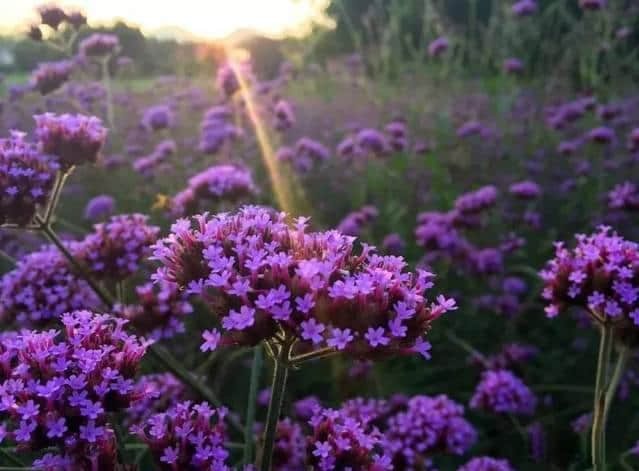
left=260, top=341, right=293, bottom=471
left=243, top=346, right=264, bottom=465
left=591, top=322, right=614, bottom=470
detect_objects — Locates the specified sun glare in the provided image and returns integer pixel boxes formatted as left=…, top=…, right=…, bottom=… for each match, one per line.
left=3, top=0, right=331, bottom=40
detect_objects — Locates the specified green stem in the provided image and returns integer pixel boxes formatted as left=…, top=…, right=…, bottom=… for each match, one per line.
left=0, top=249, right=16, bottom=266
left=289, top=347, right=337, bottom=365
left=36, top=216, right=115, bottom=308
left=243, top=346, right=263, bottom=465
left=101, top=56, right=115, bottom=132
left=260, top=341, right=293, bottom=471
left=603, top=346, right=631, bottom=424
left=0, top=448, right=25, bottom=467
left=592, top=322, right=614, bottom=471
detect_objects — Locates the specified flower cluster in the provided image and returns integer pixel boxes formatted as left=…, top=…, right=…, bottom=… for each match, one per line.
left=455, top=186, right=499, bottom=214
left=198, top=107, right=243, bottom=155
left=171, top=165, right=257, bottom=216
left=73, top=214, right=159, bottom=281
left=428, top=37, right=449, bottom=57
left=84, top=194, right=116, bottom=221
left=384, top=394, right=477, bottom=468
left=215, top=61, right=253, bottom=98
left=278, top=137, right=330, bottom=173
left=608, top=182, right=639, bottom=211
left=337, top=205, right=379, bottom=236
left=540, top=226, right=639, bottom=323
left=116, top=281, right=193, bottom=340
left=509, top=180, right=541, bottom=199
left=34, top=113, right=107, bottom=168
left=152, top=206, right=454, bottom=359
left=271, top=418, right=307, bottom=470
left=78, top=33, right=120, bottom=57
left=30, top=60, right=74, bottom=95
left=38, top=5, right=67, bottom=29
left=132, top=139, right=177, bottom=177
left=0, top=131, right=59, bottom=226
left=457, top=456, right=515, bottom=471
left=0, top=245, right=100, bottom=327
left=141, top=104, right=174, bottom=132
left=133, top=400, right=230, bottom=470
left=307, top=407, right=391, bottom=471
left=470, top=369, right=537, bottom=416
left=274, top=99, right=295, bottom=131
left=126, top=373, right=189, bottom=427
left=0, top=311, right=148, bottom=469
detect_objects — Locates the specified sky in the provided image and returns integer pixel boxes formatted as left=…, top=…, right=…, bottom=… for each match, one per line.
left=0, top=0, right=332, bottom=40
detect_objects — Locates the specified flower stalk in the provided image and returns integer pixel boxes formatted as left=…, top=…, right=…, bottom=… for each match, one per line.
left=591, top=321, right=614, bottom=470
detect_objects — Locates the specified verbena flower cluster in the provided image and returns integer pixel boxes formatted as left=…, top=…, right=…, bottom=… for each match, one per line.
left=142, top=105, right=174, bottom=132
left=171, top=165, right=257, bottom=216
left=84, top=194, right=116, bottom=221
left=307, top=407, right=391, bottom=471
left=337, top=205, right=379, bottom=236
left=133, top=400, right=230, bottom=470
left=540, top=225, right=639, bottom=323
left=277, top=137, right=330, bottom=173
left=0, top=245, right=100, bottom=327
left=198, top=106, right=243, bottom=155
left=34, top=113, right=107, bottom=168
left=78, top=33, right=120, bottom=57
left=457, top=456, right=515, bottom=471
left=0, top=131, right=59, bottom=226
left=30, top=60, right=74, bottom=95
left=470, top=369, right=537, bottom=416
left=0, top=311, right=148, bottom=469
left=116, top=281, right=193, bottom=340
left=383, top=394, right=477, bottom=468
left=126, top=373, right=189, bottom=428
left=73, top=214, right=159, bottom=281
left=152, top=206, right=455, bottom=358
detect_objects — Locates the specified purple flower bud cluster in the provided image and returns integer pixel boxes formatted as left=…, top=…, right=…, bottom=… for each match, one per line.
left=84, top=194, right=116, bottom=221
left=512, top=0, right=537, bottom=16
left=0, top=131, right=59, bottom=226
left=78, top=34, right=120, bottom=57
left=509, top=180, right=541, bottom=199
left=608, top=182, right=639, bottom=211
left=470, top=369, right=537, bottom=416
left=35, top=113, right=107, bottom=168
left=274, top=99, right=295, bottom=131
left=457, top=456, right=515, bottom=471
left=338, top=121, right=409, bottom=160
left=384, top=394, right=477, bottom=467
left=271, top=418, right=307, bottom=470
left=133, top=139, right=177, bottom=177
left=171, top=165, right=257, bottom=216
left=0, top=245, right=100, bottom=327
left=455, top=186, right=498, bottom=214
left=73, top=214, right=159, bottom=281
left=216, top=61, right=253, bottom=99
left=133, top=400, right=230, bottom=470
left=198, top=106, right=243, bottom=155
left=152, top=206, right=454, bottom=359
left=67, top=11, right=87, bottom=29
left=278, top=137, right=330, bottom=173
left=429, top=37, right=449, bottom=57
left=628, top=128, right=639, bottom=152
left=337, top=205, right=379, bottom=236
left=117, top=281, right=193, bottom=340
left=585, top=126, right=615, bottom=144
left=0, top=311, right=148, bottom=469
left=382, top=233, right=406, bottom=255
left=38, top=5, right=67, bottom=30
left=307, top=407, right=392, bottom=471
left=503, top=58, right=524, bottom=74
left=571, top=412, right=592, bottom=434
left=580, top=0, right=606, bottom=10
left=126, top=373, right=189, bottom=428
left=546, top=97, right=595, bottom=130
left=30, top=60, right=74, bottom=95
left=141, top=105, right=174, bottom=132
left=540, top=226, right=639, bottom=322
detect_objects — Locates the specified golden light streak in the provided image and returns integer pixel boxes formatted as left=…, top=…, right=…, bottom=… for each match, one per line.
left=226, top=49, right=308, bottom=217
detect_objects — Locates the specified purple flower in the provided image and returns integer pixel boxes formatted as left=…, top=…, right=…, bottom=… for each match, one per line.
left=78, top=34, right=120, bottom=57
left=0, top=131, right=59, bottom=226
left=141, top=104, right=174, bottom=132
left=35, top=113, right=107, bottom=168
left=428, top=37, right=449, bottom=57
left=134, top=401, right=229, bottom=470
left=201, top=329, right=221, bottom=352
left=30, top=60, right=74, bottom=95
left=457, top=456, right=515, bottom=471
left=38, top=5, right=67, bottom=29
left=509, top=180, right=541, bottom=199
left=152, top=206, right=452, bottom=360
left=470, top=369, right=537, bottom=415
left=84, top=194, right=116, bottom=221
